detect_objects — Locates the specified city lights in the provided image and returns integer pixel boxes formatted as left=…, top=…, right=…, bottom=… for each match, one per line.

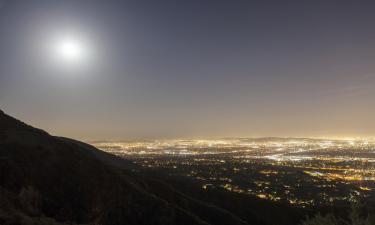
left=93, top=138, right=375, bottom=207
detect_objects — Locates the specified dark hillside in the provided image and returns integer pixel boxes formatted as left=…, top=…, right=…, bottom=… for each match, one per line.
left=0, top=110, right=248, bottom=225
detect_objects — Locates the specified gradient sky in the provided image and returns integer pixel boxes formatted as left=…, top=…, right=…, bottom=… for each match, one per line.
left=1, top=0, right=375, bottom=140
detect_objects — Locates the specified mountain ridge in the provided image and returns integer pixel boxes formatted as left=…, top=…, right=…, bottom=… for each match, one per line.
left=0, top=110, right=250, bottom=225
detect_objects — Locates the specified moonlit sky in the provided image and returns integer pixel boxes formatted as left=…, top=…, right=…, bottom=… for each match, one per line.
left=1, top=0, right=375, bottom=140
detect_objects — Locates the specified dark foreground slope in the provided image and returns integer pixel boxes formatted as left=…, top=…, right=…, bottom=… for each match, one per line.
left=0, top=110, right=248, bottom=225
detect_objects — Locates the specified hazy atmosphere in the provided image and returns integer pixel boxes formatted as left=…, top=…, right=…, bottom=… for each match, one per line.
left=1, top=0, right=375, bottom=140
left=2, top=2, right=375, bottom=225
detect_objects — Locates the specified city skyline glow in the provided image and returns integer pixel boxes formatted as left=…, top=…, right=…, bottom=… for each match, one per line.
left=1, top=0, right=374, bottom=140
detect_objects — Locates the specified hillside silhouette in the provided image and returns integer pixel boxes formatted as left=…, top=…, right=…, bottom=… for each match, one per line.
left=0, top=109, right=318, bottom=225
left=0, top=109, right=253, bottom=225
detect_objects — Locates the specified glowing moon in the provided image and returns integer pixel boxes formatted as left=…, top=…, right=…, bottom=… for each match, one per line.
left=55, top=38, right=85, bottom=62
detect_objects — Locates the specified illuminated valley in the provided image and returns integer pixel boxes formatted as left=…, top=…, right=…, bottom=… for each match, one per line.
left=93, top=138, right=375, bottom=207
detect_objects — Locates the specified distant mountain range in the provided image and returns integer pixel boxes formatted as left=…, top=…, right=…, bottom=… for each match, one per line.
left=221, top=137, right=351, bottom=142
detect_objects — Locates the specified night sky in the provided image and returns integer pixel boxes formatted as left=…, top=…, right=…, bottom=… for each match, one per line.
left=1, top=0, right=375, bottom=140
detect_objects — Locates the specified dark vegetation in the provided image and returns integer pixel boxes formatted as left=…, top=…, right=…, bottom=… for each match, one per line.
left=302, top=203, right=375, bottom=225
left=0, top=109, right=374, bottom=225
